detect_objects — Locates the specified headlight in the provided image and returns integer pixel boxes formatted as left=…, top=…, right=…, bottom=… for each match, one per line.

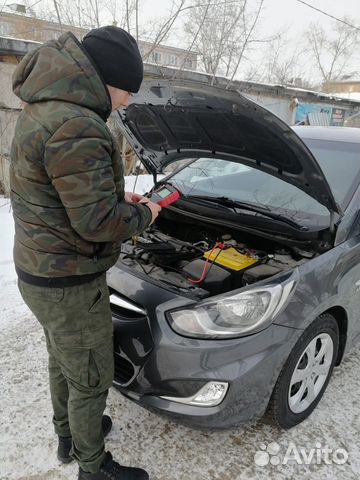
left=167, top=280, right=296, bottom=339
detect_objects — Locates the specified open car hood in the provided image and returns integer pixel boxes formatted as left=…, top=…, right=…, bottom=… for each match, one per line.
left=116, top=80, right=340, bottom=214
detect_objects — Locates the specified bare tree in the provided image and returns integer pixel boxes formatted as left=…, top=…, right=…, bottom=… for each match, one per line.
left=123, top=0, right=140, bottom=37
left=36, top=0, right=107, bottom=29
left=306, top=18, right=360, bottom=86
left=141, top=0, right=186, bottom=62
left=39, top=0, right=144, bottom=36
left=226, top=0, right=265, bottom=87
left=103, top=0, right=137, bottom=31
left=126, top=0, right=131, bottom=31
left=52, top=0, right=63, bottom=32
left=35, top=0, right=194, bottom=59
left=135, top=0, right=139, bottom=40
left=184, top=0, right=267, bottom=83
left=245, top=32, right=315, bottom=89
left=175, top=0, right=212, bottom=76
left=184, top=0, right=240, bottom=76
left=88, top=0, right=101, bottom=27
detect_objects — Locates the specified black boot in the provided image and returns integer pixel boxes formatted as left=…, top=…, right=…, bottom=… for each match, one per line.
left=78, top=452, right=150, bottom=480
left=58, top=415, right=113, bottom=464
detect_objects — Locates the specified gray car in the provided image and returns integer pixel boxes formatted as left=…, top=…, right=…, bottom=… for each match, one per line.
left=107, top=80, right=360, bottom=429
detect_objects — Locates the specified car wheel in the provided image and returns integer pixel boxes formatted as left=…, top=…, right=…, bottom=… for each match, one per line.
left=266, top=313, right=339, bottom=429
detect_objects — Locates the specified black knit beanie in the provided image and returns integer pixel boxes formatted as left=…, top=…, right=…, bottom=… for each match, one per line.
left=81, top=26, right=143, bottom=93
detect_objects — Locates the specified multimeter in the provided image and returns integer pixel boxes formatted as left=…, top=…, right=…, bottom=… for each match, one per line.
left=150, top=184, right=181, bottom=207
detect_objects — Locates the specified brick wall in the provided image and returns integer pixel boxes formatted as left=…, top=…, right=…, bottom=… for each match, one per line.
left=323, top=81, right=360, bottom=94
left=0, top=11, right=86, bottom=42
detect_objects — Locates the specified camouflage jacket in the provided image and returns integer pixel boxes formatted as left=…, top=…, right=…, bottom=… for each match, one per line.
left=10, top=31, right=152, bottom=278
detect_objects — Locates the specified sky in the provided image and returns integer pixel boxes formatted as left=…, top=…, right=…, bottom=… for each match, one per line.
left=29, top=0, right=360, bottom=83
left=139, top=0, right=360, bottom=40
left=137, top=0, right=360, bottom=81
left=32, top=0, right=360, bottom=44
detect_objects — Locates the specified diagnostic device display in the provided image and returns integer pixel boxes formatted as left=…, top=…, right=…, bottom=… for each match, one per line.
left=150, top=184, right=180, bottom=207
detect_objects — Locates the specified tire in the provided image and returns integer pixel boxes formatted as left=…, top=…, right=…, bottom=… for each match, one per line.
left=266, top=313, right=339, bottom=429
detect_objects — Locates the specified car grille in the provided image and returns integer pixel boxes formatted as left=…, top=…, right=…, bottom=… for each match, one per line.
left=114, top=352, right=136, bottom=386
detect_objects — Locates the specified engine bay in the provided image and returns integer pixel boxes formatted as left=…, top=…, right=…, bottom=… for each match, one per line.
left=118, top=211, right=311, bottom=299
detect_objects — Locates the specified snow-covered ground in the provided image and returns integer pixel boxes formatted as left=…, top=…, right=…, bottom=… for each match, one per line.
left=1, top=179, right=360, bottom=480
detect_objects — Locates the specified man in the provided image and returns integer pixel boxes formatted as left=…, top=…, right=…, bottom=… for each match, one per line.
left=10, top=26, right=161, bottom=480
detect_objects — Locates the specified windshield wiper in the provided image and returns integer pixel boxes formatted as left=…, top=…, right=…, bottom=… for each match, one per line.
left=186, top=195, right=306, bottom=230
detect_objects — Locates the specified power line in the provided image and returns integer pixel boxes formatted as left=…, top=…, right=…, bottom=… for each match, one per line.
left=296, top=0, right=360, bottom=31
left=0, top=0, right=44, bottom=15
left=0, top=0, right=8, bottom=15
left=29, top=0, right=45, bottom=8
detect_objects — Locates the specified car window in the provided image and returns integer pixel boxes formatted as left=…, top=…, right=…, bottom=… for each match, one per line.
left=299, top=138, right=360, bottom=209
left=169, top=157, right=330, bottom=217
left=167, top=139, right=360, bottom=218
left=166, top=157, right=250, bottom=182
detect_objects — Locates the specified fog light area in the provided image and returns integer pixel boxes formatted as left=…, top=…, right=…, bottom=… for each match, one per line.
left=160, top=381, right=229, bottom=407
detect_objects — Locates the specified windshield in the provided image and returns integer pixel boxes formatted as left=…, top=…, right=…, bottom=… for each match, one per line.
left=166, top=139, right=360, bottom=219
left=300, top=138, right=360, bottom=209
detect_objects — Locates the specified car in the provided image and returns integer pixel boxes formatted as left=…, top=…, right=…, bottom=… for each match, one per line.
left=106, top=79, right=360, bottom=429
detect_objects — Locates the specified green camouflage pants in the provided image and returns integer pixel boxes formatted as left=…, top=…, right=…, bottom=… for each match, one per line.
left=18, top=273, right=114, bottom=473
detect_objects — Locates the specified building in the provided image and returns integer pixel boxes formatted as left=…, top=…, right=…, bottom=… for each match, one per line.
left=0, top=3, right=86, bottom=42
left=1, top=35, right=360, bottom=195
left=323, top=73, right=360, bottom=95
left=139, top=42, right=197, bottom=71
left=0, top=3, right=197, bottom=70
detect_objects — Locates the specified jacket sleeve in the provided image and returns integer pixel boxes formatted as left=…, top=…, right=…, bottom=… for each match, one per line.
left=44, top=116, right=152, bottom=242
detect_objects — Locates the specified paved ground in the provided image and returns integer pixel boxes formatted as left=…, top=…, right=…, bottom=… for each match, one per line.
left=1, top=195, right=360, bottom=480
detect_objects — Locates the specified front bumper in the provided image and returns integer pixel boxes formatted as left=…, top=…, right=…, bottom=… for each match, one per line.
left=107, top=266, right=303, bottom=428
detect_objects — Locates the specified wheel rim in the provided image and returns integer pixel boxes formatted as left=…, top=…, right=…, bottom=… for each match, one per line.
left=288, top=333, right=334, bottom=414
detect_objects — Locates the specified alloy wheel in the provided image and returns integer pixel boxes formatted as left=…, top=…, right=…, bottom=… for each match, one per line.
left=288, top=333, right=334, bottom=414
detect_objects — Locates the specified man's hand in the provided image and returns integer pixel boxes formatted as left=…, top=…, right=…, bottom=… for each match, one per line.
left=124, top=191, right=148, bottom=203
left=124, top=191, right=161, bottom=224
left=139, top=199, right=162, bottom=225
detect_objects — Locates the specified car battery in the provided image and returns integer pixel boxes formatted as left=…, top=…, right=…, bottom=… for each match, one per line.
left=183, top=259, right=232, bottom=295
left=203, top=247, right=258, bottom=271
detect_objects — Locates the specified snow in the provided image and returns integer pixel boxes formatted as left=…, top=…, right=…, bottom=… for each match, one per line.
left=327, top=92, right=360, bottom=103
left=0, top=34, right=41, bottom=44
left=124, top=174, right=157, bottom=194
left=1, top=178, right=360, bottom=480
left=0, top=197, right=15, bottom=274
left=0, top=197, right=27, bottom=331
